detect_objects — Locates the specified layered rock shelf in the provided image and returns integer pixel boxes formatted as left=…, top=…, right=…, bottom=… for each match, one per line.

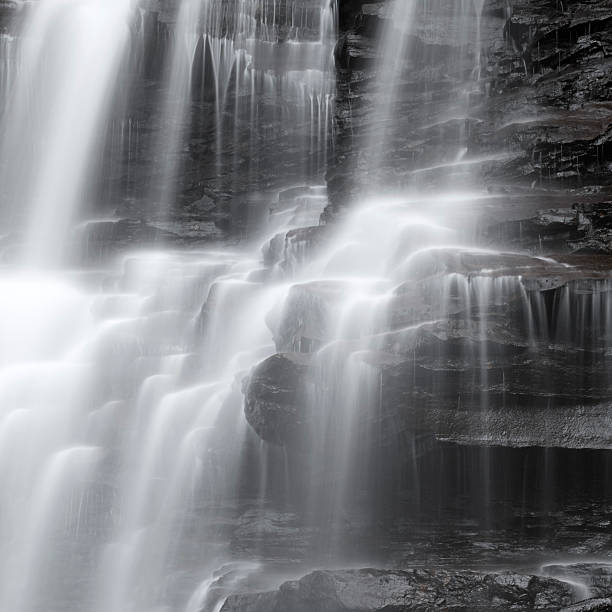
left=0, top=1, right=609, bottom=611
left=244, top=248, right=612, bottom=451
left=220, top=566, right=612, bottom=612
left=328, top=0, right=612, bottom=216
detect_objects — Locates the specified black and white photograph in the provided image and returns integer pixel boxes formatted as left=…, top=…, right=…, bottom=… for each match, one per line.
left=0, top=1, right=610, bottom=610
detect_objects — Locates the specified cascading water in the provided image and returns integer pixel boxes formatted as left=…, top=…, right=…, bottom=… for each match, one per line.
left=0, top=0, right=133, bottom=266
left=364, top=0, right=492, bottom=195
left=0, top=1, right=337, bottom=610
left=148, top=0, right=336, bottom=215
left=0, top=32, right=15, bottom=115
left=0, top=0, right=610, bottom=611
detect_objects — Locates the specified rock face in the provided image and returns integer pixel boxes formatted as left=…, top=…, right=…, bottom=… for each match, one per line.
left=263, top=225, right=330, bottom=275
left=561, top=599, right=612, bottom=612
left=479, top=0, right=612, bottom=191
left=4, top=0, right=609, bottom=245
left=544, top=563, right=612, bottom=599
left=1, top=0, right=334, bottom=246
left=220, top=568, right=576, bottom=612
left=107, top=0, right=334, bottom=241
left=327, top=0, right=612, bottom=216
left=481, top=202, right=612, bottom=255
left=245, top=251, right=612, bottom=451
left=243, top=353, right=312, bottom=446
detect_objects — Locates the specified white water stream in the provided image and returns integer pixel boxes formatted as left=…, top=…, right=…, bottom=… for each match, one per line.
left=0, top=1, right=608, bottom=611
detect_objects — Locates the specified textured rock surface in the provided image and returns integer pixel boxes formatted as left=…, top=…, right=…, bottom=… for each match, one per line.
left=243, top=353, right=313, bottom=446
left=107, top=0, right=334, bottom=241
left=4, top=0, right=609, bottom=243
left=327, top=0, right=612, bottom=218
left=481, top=202, right=612, bottom=255
left=245, top=250, right=612, bottom=450
left=263, top=225, right=330, bottom=274
left=1, top=0, right=333, bottom=246
left=220, top=568, right=576, bottom=611
left=560, top=599, right=612, bottom=612
left=544, top=563, right=612, bottom=599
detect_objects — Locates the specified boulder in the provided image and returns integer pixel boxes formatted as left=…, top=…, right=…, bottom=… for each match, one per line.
left=245, top=237, right=612, bottom=450
left=243, top=353, right=312, bottom=446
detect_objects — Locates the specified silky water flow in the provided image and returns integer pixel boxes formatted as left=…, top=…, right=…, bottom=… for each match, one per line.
left=0, top=1, right=609, bottom=611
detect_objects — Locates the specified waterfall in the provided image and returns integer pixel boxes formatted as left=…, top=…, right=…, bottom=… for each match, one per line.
left=148, top=0, right=337, bottom=213
left=0, top=32, right=16, bottom=117
left=0, top=0, right=133, bottom=267
left=0, top=0, right=609, bottom=610
left=365, top=0, right=487, bottom=194
left=0, top=1, right=339, bottom=608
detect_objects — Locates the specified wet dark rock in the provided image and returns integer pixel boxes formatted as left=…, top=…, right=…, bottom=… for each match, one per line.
left=473, top=0, right=612, bottom=193
left=73, top=213, right=227, bottom=262
left=74, top=218, right=181, bottom=261
left=263, top=226, right=329, bottom=272
left=244, top=247, right=612, bottom=450
left=402, top=248, right=559, bottom=280
left=560, top=598, right=612, bottom=612
left=481, top=202, right=612, bottom=255
left=481, top=207, right=588, bottom=253
left=35, top=0, right=329, bottom=240
left=544, top=563, right=612, bottom=599
left=327, top=0, right=612, bottom=217
left=243, top=353, right=312, bottom=446
left=0, top=0, right=16, bottom=22
left=220, top=568, right=576, bottom=612
left=245, top=344, right=612, bottom=451
left=271, top=281, right=346, bottom=352
left=231, top=510, right=314, bottom=559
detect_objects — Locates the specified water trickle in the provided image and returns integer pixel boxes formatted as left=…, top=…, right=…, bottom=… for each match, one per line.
left=366, top=0, right=488, bottom=194
left=0, top=32, right=16, bottom=115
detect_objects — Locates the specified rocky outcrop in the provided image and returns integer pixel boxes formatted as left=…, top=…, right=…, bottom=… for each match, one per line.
left=5, top=0, right=609, bottom=243
left=220, top=568, right=577, bottom=611
left=481, top=201, right=612, bottom=255
left=263, top=225, right=330, bottom=274
left=72, top=217, right=224, bottom=262
left=327, top=0, right=612, bottom=218
left=245, top=249, right=612, bottom=451
left=99, top=0, right=335, bottom=242
left=245, top=340, right=612, bottom=451
left=544, top=563, right=612, bottom=600
left=561, top=599, right=612, bottom=612
left=479, top=0, right=612, bottom=191
left=243, top=353, right=313, bottom=446
left=0, top=1, right=334, bottom=248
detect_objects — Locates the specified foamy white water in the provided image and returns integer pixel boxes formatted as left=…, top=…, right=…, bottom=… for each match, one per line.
left=0, top=1, right=609, bottom=611
left=0, top=0, right=132, bottom=266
